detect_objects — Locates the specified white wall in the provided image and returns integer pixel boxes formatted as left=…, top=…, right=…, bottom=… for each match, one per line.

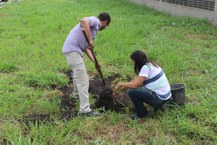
left=131, top=0, right=217, bottom=26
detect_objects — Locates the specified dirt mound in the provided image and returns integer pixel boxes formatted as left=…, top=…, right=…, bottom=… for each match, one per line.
left=93, top=83, right=134, bottom=112
left=89, top=73, right=121, bottom=96
left=88, top=73, right=134, bottom=111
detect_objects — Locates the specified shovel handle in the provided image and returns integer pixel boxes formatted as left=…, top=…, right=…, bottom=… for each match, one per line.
left=82, top=29, right=106, bottom=85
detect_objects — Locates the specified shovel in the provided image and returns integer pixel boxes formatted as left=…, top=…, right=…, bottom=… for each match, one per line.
left=82, top=29, right=106, bottom=85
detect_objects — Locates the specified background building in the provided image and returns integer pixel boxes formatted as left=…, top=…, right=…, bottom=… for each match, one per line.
left=131, top=0, right=217, bottom=26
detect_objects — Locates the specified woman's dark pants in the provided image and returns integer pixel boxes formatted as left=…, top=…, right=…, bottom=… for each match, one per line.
left=127, top=88, right=163, bottom=118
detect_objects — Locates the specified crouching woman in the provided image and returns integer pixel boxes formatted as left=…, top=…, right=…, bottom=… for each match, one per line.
left=113, top=50, right=171, bottom=120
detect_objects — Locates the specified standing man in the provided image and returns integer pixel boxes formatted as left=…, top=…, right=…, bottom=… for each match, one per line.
left=62, top=12, right=111, bottom=116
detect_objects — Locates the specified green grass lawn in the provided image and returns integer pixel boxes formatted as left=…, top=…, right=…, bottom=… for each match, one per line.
left=0, top=0, right=217, bottom=144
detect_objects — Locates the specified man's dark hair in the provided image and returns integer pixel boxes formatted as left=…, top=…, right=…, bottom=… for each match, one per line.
left=98, top=12, right=111, bottom=25
left=130, top=50, right=158, bottom=74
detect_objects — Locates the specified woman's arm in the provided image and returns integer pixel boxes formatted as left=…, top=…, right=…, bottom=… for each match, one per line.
left=113, top=76, right=146, bottom=94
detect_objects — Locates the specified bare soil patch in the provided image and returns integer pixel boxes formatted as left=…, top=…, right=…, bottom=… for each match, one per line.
left=21, top=72, right=134, bottom=123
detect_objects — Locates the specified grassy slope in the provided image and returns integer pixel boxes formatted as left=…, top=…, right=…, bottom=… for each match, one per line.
left=0, top=0, right=217, bottom=144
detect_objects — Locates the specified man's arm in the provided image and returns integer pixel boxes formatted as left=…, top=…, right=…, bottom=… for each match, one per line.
left=80, top=17, right=93, bottom=46
left=84, top=48, right=95, bottom=64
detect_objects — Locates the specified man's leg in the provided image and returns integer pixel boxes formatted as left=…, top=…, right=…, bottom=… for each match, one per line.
left=64, top=52, right=91, bottom=113
left=72, top=76, right=79, bottom=98
left=74, top=62, right=91, bottom=113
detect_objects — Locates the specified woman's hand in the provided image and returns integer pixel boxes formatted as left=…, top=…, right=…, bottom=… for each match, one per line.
left=113, top=83, right=121, bottom=95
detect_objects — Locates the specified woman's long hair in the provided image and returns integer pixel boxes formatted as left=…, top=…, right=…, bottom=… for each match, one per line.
left=130, top=50, right=158, bottom=74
